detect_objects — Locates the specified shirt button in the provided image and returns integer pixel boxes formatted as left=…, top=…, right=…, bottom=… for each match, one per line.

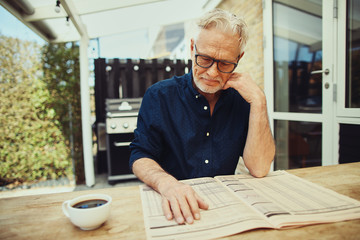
left=196, top=95, right=199, bottom=99
left=206, top=132, right=210, bottom=137
left=205, top=159, right=209, bottom=164
left=204, top=106, right=208, bottom=110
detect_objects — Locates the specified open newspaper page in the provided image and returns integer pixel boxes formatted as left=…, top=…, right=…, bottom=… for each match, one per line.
left=140, top=177, right=272, bottom=240
left=216, top=171, right=360, bottom=228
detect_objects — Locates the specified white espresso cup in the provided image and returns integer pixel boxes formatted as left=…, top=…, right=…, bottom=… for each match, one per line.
left=62, top=194, right=112, bottom=230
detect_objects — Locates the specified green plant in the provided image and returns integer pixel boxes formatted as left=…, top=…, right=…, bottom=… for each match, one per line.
left=42, top=42, right=84, bottom=183
left=0, top=35, right=72, bottom=185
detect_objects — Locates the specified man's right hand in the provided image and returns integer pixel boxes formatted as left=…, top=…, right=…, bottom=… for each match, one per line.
left=132, top=158, right=209, bottom=224
left=158, top=179, right=209, bottom=224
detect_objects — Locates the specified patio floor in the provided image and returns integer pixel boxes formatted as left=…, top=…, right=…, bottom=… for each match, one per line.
left=0, top=174, right=142, bottom=199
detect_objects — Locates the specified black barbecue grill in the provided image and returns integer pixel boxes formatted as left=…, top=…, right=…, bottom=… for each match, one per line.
left=105, top=98, right=142, bottom=184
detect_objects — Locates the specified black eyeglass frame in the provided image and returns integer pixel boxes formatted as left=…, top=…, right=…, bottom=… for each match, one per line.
left=194, top=44, right=239, bottom=73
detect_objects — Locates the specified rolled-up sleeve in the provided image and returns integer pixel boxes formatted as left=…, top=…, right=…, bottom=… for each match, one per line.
left=129, top=87, right=163, bottom=170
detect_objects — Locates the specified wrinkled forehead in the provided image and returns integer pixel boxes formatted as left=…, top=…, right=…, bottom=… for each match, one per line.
left=194, top=28, right=242, bottom=60
left=194, top=24, right=243, bottom=53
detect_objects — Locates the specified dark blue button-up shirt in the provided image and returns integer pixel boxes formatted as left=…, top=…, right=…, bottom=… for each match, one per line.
left=129, top=70, right=250, bottom=180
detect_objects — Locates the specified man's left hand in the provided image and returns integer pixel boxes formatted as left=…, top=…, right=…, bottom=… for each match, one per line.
left=223, top=72, right=265, bottom=105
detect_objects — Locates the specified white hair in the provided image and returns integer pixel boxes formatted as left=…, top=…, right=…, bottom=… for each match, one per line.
left=195, top=8, right=249, bottom=54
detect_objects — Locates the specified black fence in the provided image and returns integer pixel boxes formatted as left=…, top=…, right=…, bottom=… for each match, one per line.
left=94, top=58, right=192, bottom=123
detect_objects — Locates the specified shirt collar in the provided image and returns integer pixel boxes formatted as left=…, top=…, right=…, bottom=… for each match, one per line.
left=186, top=69, right=200, bottom=98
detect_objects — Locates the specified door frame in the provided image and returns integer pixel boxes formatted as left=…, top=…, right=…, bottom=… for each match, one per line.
left=263, top=0, right=337, bottom=169
left=336, top=0, right=360, bottom=118
left=333, top=0, right=360, bottom=163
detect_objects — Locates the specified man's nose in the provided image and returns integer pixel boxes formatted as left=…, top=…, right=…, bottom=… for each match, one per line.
left=207, top=62, right=219, bottom=77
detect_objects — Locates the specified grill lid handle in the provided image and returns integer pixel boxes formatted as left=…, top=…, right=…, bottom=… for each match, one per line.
left=118, top=102, right=132, bottom=111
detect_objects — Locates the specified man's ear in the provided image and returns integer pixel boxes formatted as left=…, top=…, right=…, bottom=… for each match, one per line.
left=190, top=38, right=195, bottom=53
left=239, top=51, right=245, bottom=60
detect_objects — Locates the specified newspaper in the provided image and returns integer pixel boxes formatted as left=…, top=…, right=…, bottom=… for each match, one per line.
left=140, top=171, right=360, bottom=240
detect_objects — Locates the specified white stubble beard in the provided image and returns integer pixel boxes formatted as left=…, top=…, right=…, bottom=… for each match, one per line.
left=193, top=74, right=224, bottom=94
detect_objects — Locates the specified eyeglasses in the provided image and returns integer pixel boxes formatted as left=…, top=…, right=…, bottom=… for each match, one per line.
left=194, top=44, right=238, bottom=73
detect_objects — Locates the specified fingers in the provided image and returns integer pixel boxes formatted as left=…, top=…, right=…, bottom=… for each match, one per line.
left=182, top=192, right=198, bottom=223
left=195, top=192, right=209, bottom=211
left=222, top=72, right=245, bottom=90
left=176, top=195, right=193, bottom=224
left=164, top=191, right=195, bottom=224
left=161, top=197, right=173, bottom=221
left=160, top=183, right=209, bottom=225
left=187, top=192, right=209, bottom=221
left=161, top=196, right=192, bottom=224
left=223, top=72, right=264, bottom=104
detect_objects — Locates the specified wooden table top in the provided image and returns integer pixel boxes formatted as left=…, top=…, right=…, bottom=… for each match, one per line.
left=0, top=162, right=359, bottom=240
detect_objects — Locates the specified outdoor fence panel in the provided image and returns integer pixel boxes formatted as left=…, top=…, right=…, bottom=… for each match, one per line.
left=95, top=58, right=192, bottom=109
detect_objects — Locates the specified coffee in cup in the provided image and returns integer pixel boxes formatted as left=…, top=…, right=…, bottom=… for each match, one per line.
left=62, top=194, right=112, bottom=230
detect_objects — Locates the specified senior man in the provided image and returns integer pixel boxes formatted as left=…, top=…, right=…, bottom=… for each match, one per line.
left=130, top=8, right=275, bottom=225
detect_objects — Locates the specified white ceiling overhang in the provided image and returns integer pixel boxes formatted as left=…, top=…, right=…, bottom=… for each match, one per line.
left=1, top=0, right=222, bottom=43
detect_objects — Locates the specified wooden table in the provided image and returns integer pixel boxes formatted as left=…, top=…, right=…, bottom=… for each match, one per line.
left=1, top=162, right=360, bottom=240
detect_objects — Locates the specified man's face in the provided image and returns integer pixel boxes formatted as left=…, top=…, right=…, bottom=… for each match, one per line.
left=191, top=28, right=241, bottom=95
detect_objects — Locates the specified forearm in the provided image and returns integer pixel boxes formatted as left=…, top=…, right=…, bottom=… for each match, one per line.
left=132, top=158, right=178, bottom=193
left=243, top=99, right=275, bottom=177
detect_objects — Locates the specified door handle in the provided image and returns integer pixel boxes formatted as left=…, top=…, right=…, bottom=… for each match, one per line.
left=310, top=69, right=330, bottom=75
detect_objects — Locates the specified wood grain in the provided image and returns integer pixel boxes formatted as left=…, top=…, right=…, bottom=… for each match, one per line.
left=0, top=162, right=359, bottom=240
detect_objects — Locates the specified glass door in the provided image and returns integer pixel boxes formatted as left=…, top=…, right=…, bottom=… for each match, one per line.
left=338, top=0, right=360, bottom=116
left=336, top=0, right=360, bottom=164
left=263, top=0, right=335, bottom=170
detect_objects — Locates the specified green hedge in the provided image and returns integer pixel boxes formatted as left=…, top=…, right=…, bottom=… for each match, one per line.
left=0, top=80, right=72, bottom=185
left=0, top=35, right=74, bottom=186
left=42, top=42, right=84, bottom=184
